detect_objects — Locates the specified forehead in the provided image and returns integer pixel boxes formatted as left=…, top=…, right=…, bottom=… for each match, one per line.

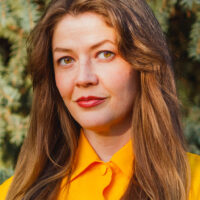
left=52, top=12, right=118, bottom=48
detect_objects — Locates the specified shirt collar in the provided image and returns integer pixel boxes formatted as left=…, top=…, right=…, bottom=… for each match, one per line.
left=70, top=129, right=134, bottom=181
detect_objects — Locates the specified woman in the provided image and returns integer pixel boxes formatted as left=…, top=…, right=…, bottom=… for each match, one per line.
left=0, top=0, right=200, bottom=199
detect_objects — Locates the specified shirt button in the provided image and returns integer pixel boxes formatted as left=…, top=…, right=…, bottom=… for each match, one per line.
left=100, top=164, right=107, bottom=176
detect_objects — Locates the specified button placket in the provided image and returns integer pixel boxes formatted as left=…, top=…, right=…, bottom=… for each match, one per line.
left=102, top=166, right=113, bottom=200
left=100, top=164, right=108, bottom=176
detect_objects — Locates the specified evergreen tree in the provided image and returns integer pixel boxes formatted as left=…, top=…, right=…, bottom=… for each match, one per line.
left=0, top=0, right=200, bottom=183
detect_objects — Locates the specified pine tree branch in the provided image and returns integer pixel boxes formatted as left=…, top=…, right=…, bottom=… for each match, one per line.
left=27, top=0, right=34, bottom=29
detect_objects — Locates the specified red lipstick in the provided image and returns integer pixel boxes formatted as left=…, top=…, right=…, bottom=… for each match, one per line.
left=76, top=96, right=106, bottom=108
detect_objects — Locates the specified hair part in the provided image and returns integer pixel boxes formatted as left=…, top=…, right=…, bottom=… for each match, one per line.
left=6, top=0, right=190, bottom=199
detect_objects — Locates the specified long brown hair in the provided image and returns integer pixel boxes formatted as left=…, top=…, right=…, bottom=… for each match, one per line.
left=6, top=0, right=190, bottom=199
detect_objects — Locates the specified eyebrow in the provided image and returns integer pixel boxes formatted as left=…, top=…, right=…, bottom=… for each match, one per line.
left=53, top=39, right=116, bottom=53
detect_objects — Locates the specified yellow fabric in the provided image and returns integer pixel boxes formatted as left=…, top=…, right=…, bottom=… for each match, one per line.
left=58, top=130, right=134, bottom=200
left=188, top=152, right=200, bottom=199
left=1, top=131, right=200, bottom=199
left=0, top=176, right=13, bottom=200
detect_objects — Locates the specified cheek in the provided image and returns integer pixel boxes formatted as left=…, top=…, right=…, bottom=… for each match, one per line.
left=105, top=66, right=138, bottom=95
left=54, top=71, right=74, bottom=99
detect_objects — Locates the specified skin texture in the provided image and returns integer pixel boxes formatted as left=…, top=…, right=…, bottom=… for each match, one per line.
left=52, top=12, right=139, bottom=162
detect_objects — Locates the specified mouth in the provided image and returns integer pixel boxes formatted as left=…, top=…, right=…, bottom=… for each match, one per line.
left=76, top=96, right=107, bottom=108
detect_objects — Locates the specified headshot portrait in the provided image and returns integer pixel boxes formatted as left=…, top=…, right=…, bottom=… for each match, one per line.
left=0, top=0, right=200, bottom=199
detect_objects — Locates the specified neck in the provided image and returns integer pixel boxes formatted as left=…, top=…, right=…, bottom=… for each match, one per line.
left=83, top=116, right=132, bottom=162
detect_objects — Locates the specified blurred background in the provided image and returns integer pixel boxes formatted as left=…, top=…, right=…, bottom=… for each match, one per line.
left=0, top=0, right=200, bottom=183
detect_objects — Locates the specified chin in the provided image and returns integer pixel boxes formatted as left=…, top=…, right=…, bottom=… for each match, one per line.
left=78, top=118, right=112, bottom=131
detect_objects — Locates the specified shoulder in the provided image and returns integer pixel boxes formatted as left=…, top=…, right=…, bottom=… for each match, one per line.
left=0, top=176, right=14, bottom=200
left=187, top=152, right=200, bottom=163
left=187, top=152, right=200, bottom=176
left=187, top=152, right=200, bottom=200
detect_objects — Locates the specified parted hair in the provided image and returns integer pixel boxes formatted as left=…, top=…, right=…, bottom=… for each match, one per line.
left=6, top=0, right=190, bottom=199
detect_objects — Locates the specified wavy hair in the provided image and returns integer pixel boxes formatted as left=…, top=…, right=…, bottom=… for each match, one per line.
left=6, top=0, right=190, bottom=199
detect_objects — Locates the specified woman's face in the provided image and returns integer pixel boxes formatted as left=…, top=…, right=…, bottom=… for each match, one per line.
left=52, top=12, right=139, bottom=132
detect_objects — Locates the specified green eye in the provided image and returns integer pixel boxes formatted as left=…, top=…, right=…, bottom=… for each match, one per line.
left=59, top=57, right=74, bottom=66
left=104, top=52, right=112, bottom=58
left=98, top=51, right=115, bottom=60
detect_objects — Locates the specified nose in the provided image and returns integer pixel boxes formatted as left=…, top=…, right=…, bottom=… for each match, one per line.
left=75, top=60, right=98, bottom=87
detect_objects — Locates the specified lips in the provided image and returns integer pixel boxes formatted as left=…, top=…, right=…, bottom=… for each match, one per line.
left=76, top=96, right=106, bottom=108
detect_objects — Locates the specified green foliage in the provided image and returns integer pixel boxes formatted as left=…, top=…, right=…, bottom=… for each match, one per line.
left=180, top=0, right=200, bottom=9
left=147, top=0, right=178, bottom=32
left=184, top=106, right=200, bottom=154
left=148, top=0, right=200, bottom=155
left=0, top=0, right=42, bottom=170
left=189, top=12, right=200, bottom=61
left=0, top=0, right=200, bottom=183
left=0, top=167, right=13, bottom=184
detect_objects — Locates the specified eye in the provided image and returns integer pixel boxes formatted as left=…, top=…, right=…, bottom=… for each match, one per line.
left=97, top=51, right=115, bottom=60
left=58, top=57, right=74, bottom=66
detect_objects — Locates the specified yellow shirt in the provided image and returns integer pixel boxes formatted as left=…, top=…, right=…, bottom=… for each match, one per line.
left=1, top=131, right=200, bottom=199
left=58, top=130, right=134, bottom=200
